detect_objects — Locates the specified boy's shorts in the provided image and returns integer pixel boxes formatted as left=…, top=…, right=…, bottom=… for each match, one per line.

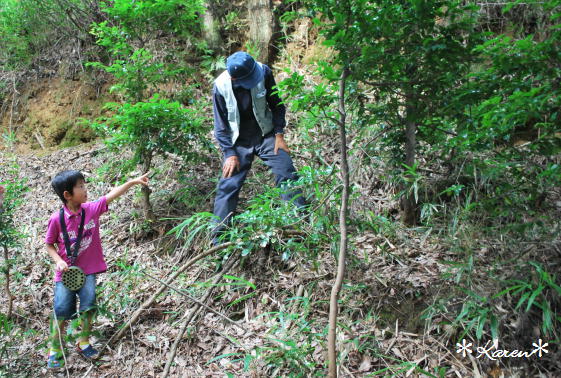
left=53, top=274, right=97, bottom=320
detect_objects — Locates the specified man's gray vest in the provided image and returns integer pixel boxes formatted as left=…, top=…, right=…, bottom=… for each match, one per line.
left=214, top=63, right=274, bottom=145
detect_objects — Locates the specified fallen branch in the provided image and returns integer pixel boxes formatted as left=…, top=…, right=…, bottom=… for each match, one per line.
left=33, top=132, right=46, bottom=150
left=141, top=271, right=248, bottom=333
left=162, top=255, right=239, bottom=377
left=69, top=146, right=107, bottom=161
left=100, top=242, right=234, bottom=355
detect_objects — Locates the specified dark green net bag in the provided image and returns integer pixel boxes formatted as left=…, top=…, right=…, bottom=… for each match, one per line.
left=59, top=208, right=86, bottom=291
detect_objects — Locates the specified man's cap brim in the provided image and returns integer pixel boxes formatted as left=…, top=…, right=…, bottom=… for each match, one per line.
left=235, top=63, right=264, bottom=89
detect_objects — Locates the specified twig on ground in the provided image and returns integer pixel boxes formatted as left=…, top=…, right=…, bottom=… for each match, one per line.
left=69, top=147, right=107, bottom=161
left=141, top=271, right=249, bottom=333
left=130, top=323, right=136, bottom=353
left=81, top=363, right=95, bottom=377
left=341, top=364, right=356, bottom=377
left=53, top=312, right=70, bottom=378
left=211, top=328, right=250, bottom=352
left=384, top=320, right=400, bottom=355
left=162, top=255, right=239, bottom=378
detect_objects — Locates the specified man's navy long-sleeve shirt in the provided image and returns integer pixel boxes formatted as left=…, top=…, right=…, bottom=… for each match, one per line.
left=213, top=64, right=286, bottom=158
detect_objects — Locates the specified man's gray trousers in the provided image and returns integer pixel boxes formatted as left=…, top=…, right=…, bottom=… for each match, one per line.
left=213, top=134, right=306, bottom=234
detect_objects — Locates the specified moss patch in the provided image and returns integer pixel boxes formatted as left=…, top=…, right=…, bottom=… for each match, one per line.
left=60, top=121, right=96, bottom=148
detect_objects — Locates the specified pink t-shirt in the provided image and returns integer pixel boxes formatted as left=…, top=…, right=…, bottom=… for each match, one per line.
left=45, top=196, right=109, bottom=282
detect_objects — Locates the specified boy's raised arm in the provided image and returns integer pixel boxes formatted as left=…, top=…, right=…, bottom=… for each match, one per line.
left=106, top=173, right=150, bottom=205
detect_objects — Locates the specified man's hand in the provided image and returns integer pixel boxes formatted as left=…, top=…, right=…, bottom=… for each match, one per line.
left=223, top=156, right=240, bottom=178
left=56, top=259, right=68, bottom=272
left=129, top=172, right=150, bottom=187
left=274, top=134, right=290, bottom=155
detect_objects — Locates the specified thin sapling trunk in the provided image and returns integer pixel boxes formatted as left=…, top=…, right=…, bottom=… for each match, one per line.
left=327, top=68, right=351, bottom=377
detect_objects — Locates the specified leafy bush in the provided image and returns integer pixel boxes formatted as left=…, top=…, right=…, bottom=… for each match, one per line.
left=92, top=95, right=210, bottom=162
left=87, top=0, right=211, bottom=219
left=171, top=165, right=337, bottom=263
left=89, top=94, right=211, bottom=218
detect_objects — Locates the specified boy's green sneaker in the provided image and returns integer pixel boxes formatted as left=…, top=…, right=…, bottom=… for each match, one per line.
left=47, top=352, right=65, bottom=369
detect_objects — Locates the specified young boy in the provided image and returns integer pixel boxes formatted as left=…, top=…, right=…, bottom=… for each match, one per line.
left=45, top=170, right=149, bottom=369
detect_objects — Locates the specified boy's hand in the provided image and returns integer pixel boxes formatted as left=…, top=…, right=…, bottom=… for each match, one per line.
left=56, top=260, right=68, bottom=272
left=107, top=172, right=150, bottom=204
left=130, top=173, right=150, bottom=187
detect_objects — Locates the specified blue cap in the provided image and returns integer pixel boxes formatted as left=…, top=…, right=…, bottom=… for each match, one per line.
left=226, top=52, right=264, bottom=89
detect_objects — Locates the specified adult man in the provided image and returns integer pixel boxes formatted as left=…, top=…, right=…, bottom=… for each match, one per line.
left=212, top=51, right=305, bottom=238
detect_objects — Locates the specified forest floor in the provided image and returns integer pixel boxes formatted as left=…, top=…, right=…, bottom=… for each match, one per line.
left=2, top=141, right=558, bottom=377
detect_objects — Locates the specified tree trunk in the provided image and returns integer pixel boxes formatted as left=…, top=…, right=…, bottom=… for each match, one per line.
left=4, top=245, right=13, bottom=319
left=247, top=0, right=274, bottom=63
left=141, top=150, right=155, bottom=221
left=327, top=68, right=351, bottom=378
left=202, top=2, right=222, bottom=52
left=401, top=96, right=418, bottom=226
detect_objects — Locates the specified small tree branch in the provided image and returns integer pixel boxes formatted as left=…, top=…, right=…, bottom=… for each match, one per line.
left=4, top=246, right=13, bottom=319
left=361, top=79, right=427, bottom=87
left=320, top=107, right=344, bottom=127
left=140, top=150, right=155, bottom=221
left=430, top=125, right=458, bottom=136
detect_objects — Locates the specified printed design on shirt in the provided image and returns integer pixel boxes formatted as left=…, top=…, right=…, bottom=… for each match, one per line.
left=84, top=219, right=96, bottom=231
left=59, top=219, right=96, bottom=255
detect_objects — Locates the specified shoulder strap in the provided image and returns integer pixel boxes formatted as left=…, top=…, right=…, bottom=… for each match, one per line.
left=59, top=208, right=86, bottom=266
